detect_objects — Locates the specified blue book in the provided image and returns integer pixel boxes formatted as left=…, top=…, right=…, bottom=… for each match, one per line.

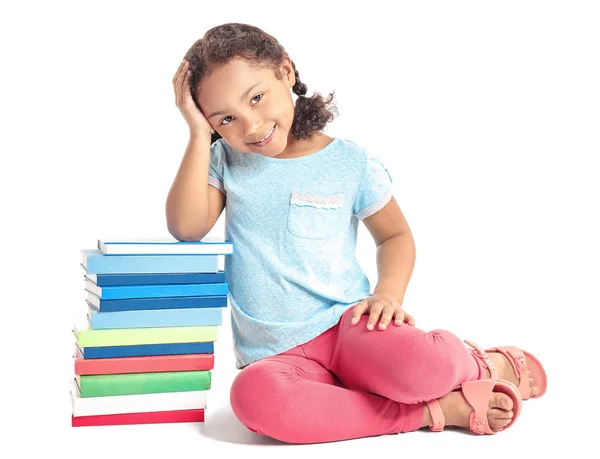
left=98, top=236, right=233, bottom=255
left=78, top=341, right=214, bottom=359
left=87, top=303, right=223, bottom=329
left=85, top=278, right=229, bottom=300
left=81, top=249, right=220, bottom=274
left=82, top=269, right=226, bottom=286
left=86, top=292, right=228, bottom=312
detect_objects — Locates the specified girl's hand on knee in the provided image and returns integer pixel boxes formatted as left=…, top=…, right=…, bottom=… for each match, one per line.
left=350, top=294, right=415, bottom=330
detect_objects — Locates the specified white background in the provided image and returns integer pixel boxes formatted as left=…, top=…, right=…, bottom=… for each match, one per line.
left=1, top=1, right=598, bottom=457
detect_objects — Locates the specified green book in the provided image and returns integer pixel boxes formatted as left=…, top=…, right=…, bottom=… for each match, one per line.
left=76, top=370, right=211, bottom=397
left=73, top=323, right=218, bottom=347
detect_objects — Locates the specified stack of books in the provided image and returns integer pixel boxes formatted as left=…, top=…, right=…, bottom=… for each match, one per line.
left=70, top=236, right=233, bottom=427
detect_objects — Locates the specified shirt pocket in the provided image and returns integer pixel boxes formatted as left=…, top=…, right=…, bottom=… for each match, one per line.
left=287, top=191, right=344, bottom=240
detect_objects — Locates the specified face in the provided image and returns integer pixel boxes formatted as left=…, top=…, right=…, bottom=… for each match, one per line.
left=196, top=56, right=296, bottom=157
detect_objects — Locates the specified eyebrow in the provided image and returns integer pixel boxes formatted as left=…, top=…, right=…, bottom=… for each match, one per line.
left=207, top=80, right=264, bottom=119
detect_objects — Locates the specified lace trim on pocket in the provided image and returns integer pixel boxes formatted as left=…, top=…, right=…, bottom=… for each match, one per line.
left=290, top=192, right=344, bottom=209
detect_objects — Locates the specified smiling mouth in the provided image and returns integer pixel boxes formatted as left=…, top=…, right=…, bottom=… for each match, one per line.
left=248, top=125, right=276, bottom=145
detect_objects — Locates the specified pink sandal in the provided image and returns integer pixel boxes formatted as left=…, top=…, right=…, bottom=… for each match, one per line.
left=425, top=379, right=523, bottom=435
left=465, top=340, right=547, bottom=400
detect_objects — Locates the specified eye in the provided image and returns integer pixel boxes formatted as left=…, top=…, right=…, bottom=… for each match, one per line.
left=220, top=116, right=233, bottom=126
left=252, top=93, right=263, bottom=104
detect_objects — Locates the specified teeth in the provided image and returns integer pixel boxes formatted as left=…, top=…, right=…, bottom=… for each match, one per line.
left=254, top=127, right=274, bottom=143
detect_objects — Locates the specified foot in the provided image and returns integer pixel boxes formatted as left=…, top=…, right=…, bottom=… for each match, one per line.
left=422, top=390, right=515, bottom=433
left=483, top=352, right=540, bottom=398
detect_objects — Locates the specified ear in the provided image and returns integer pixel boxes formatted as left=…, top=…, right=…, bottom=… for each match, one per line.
left=281, top=55, right=296, bottom=88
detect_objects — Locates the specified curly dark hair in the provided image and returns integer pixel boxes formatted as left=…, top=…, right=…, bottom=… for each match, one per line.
left=184, top=23, right=337, bottom=144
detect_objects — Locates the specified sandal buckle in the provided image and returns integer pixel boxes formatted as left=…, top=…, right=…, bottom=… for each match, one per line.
left=471, top=417, right=487, bottom=435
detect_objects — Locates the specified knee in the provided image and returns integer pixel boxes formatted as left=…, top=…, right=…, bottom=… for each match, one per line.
left=229, top=360, right=295, bottom=437
left=230, top=363, right=270, bottom=433
left=399, top=329, right=468, bottom=401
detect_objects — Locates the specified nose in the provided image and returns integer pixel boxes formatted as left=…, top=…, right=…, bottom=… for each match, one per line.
left=242, top=114, right=263, bottom=138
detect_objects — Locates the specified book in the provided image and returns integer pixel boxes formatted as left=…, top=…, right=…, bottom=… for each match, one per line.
left=98, top=236, right=233, bottom=255
left=74, top=346, right=214, bottom=375
left=70, top=379, right=207, bottom=416
left=73, top=321, right=218, bottom=347
left=81, top=249, right=220, bottom=274
left=86, top=292, right=228, bottom=312
left=84, top=278, right=228, bottom=300
left=78, top=341, right=214, bottom=359
left=76, top=370, right=211, bottom=397
left=83, top=270, right=226, bottom=287
left=87, top=303, right=223, bottom=329
left=72, top=408, right=205, bottom=427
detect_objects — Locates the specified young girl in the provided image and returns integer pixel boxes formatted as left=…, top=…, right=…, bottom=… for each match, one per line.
left=166, top=23, right=547, bottom=444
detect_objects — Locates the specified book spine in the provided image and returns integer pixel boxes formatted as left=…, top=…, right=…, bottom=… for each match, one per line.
left=74, top=353, right=215, bottom=375
left=81, top=341, right=214, bottom=359
left=93, top=295, right=228, bottom=312
left=92, top=271, right=226, bottom=286
left=78, top=371, right=211, bottom=397
left=88, top=307, right=222, bottom=329
left=89, top=282, right=229, bottom=300
left=75, top=325, right=218, bottom=347
left=72, top=409, right=205, bottom=427
left=85, top=253, right=220, bottom=274
left=71, top=382, right=208, bottom=416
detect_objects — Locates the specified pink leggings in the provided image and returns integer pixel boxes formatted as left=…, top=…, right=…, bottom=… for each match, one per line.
left=230, top=307, right=485, bottom=443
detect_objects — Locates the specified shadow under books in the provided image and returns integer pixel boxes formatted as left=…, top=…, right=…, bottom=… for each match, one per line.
left=195, top=406, right=285, bottom=446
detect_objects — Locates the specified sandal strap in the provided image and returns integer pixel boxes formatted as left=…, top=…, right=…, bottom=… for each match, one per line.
left=461, top=380, right=496, bottom=435
left=464, top=340, right=497, bottom=379
left=425, top=399, right=445, bottom=432
left=487, top=346, right=530, bottom=398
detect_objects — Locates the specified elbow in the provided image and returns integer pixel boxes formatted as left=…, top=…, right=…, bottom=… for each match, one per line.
left=166, top=212, right=208, bottom=242
left=167, top=223, right=208, bottom=242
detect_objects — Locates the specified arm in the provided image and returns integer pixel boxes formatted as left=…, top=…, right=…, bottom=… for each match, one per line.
left=165, top=132, right=225, bottom=241
left=363, top=196, right=416, bottom=303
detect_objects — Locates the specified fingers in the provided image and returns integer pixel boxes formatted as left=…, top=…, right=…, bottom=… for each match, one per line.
left=173, top=59, right=187, bottom=87
left=378, top=306, right=395, bottom=330
left=173, top=59, right=191, bottom=104
left=350, top=296, right=414, bottom=331
left=350, top=301, right=368, bottom=325
left=393, top=309, right=415, bottom=326
left=367, top=302, right=385, bottom=330
left=393, top=308, right=405, bottom=326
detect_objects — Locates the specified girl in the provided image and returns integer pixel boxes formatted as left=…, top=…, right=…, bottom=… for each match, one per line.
left=166, top=23, right=547, bottom=444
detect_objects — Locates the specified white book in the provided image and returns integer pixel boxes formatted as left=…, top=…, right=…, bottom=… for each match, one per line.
left=70, top=379, right=208, bottom=416
left=97, top=236, right=233, bottom=255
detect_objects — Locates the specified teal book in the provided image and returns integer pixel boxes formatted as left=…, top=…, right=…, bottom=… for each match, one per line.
left=97, top=236, right=233, bottom=255
left=81, top=249, right=220, bottom=274
left=84, top=278, right=228, bottom=300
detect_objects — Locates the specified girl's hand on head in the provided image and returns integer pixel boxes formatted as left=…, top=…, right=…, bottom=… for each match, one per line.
left=350, top=293, right=415, bottom=331
left=173, top=59, right=213, bottom=137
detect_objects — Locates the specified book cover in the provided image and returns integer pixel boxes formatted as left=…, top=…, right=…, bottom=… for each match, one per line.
left=76, top=370, right=211, bottom=397
left=73, top=321, right=218, bottom=347
left=84, top=278, right=228, bottom=300
left=78, top=341, right=214, bottom=359
left=98, top=236, right=233, bottom=255
left=83, top=270, right=226, bottom=287
left=70, top=379, right=207, bottom=416
left=72, top=409, right=205, bottom=427
left=86, top=292, right=228, bottom=312
left=87, top=303, right=223, bottom=329
left=81, top=249, right=220, bottom=274
left=74, top=346, right=214, bottom=375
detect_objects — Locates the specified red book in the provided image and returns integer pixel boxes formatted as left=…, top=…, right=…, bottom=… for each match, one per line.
left=74, top=347, right=214, bottom=375
left=72, top=408, right=205, bottom=427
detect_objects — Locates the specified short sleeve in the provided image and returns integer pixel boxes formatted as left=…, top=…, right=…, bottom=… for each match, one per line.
left=352, top=151, right=394, bottom=220
left=208, top=139, right=226, bottom=194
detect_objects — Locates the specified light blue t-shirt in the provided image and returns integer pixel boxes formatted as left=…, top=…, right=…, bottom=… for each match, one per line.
left=208, top=137, right=394, bottom=368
